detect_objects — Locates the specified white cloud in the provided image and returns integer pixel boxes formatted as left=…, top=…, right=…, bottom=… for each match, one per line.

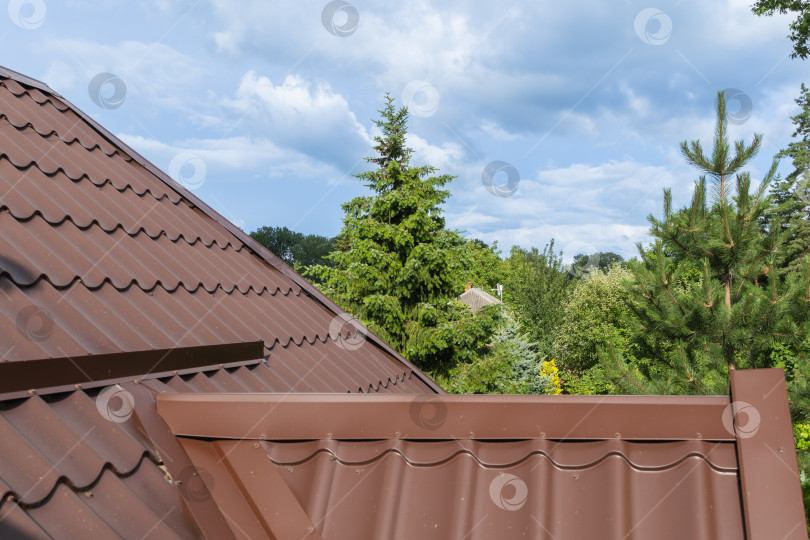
left=222, top=71, right=370, bottom=169
left=40, top=39, right=206, bottom=110
left=447, top=158, right=691, bottom=259
left=118, top=133, right=335, bottom=182
left=407, top=133, right=465, bottom=171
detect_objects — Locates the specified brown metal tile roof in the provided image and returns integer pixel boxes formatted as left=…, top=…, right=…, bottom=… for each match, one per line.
left=0, top=66, right=805, bottom=539
left=0, top=65, right=438, bottom=396
left=148, top=369, right=805, bottom=539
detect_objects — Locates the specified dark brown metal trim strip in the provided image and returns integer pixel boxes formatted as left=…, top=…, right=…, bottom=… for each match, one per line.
left=730, top=368, right=808, bottom=540
left=0, top=358, right=264, bottom=401
left=0, top=341, right=264, bottom=395
left=156, top=393, right=735, bottom=441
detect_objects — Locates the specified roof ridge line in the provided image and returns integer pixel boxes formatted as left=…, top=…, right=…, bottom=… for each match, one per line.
left=0, top=66, right=58, bottom=96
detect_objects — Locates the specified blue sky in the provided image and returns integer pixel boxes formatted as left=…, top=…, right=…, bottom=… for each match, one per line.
left=4, top=0, right=806, bottom=261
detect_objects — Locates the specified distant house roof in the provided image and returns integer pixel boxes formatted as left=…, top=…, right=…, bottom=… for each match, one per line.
left=458, top=286, right=501, bottom=311
left=0, top=67, right=806, bottom=539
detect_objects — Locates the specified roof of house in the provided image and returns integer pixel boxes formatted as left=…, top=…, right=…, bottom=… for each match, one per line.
left=0, top=65, right=439, bottom=396
left=0, top=67, right=806, bottom=539
left=458, top=287, right=501, bottom=311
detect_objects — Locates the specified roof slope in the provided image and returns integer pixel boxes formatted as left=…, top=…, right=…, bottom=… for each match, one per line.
left=458, top=287, right=501, bottom=311
left=0, top=65, right=438, bottom=395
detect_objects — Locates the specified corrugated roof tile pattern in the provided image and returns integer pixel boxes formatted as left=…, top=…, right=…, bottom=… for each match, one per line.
left=0, top=69, right=430, bottom=395
left=183, top=437, right=744, bottom=540
left=0, top=387, right=199, bottom=539
left=0, top=365, right=427, bottom=538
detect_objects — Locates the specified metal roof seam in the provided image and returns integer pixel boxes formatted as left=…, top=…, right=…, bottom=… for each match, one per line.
left=0, top=150, right=180, bottom=206
left=0, top=277, right=283, bottom=302
left=263, top=446, right=740, bottom=473
left=0, top=116, right=115, bottom=155
left=0, top=450, right=161, bottom=510
left=3, top=209, right=240, bottom=253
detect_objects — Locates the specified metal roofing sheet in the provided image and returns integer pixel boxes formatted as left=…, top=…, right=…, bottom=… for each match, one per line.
left=253, top=438, right=743, bottom=540
left=0, top=362, right=424, bottom=538
left=0, top=68, right=434, bottom=396
left=4, top=462, right=199, bottom=540
left=150, top=374, right=806, bottom=540
left=0, top=211, right=291, bottom=294
left=0, top=158, right=231, bottom=247
left=160, top=401, right=747, bottom=540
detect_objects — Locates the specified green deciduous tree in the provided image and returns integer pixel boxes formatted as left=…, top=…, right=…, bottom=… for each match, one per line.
left=570, top=251, right=625, bottom=276
left=753, top=1, right=810, bottom=59
left=250, top=226, right=335, bottom=272
left=556, top=264, right=636, bottom=372
left=502, top=242, right=571, bottom=356
left=309, top=94, right=495, bottom=372
left=600, top=91, right=810, bottom=396
left=465, top=239, right=506, bottom=292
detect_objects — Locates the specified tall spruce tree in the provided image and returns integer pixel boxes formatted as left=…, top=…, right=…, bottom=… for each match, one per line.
left=309, top=94, right=497, bottom=372
left=600, top=91, right=810, bottom=396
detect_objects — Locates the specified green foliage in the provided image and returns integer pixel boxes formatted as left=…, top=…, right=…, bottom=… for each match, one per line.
left=571, top=251, right=625, bottom=275
left=556, top=265, right=635, bottom=371
left=796, top=422, right=810, bottom=451
left=797, top=450, right=810, bottom=533
left=559, top=365, right=614, bottom=395
left=502, top=241, right=571, bottom=355
left=764, top=84, right=810, bottom=276
left=439, top=311, right=561, bottom=394
left=753, top=0, right=810, bottom=59
left=309, top=94, right=494, bottom=372
left=464, top=239, right=506, bottom=291
left=250, top=226, right=335, bottom=273
left=600, top=91, right=810, bottom=396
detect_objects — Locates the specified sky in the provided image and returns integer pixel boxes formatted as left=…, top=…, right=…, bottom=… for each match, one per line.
left=3, top=0, right=806, bottom=262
